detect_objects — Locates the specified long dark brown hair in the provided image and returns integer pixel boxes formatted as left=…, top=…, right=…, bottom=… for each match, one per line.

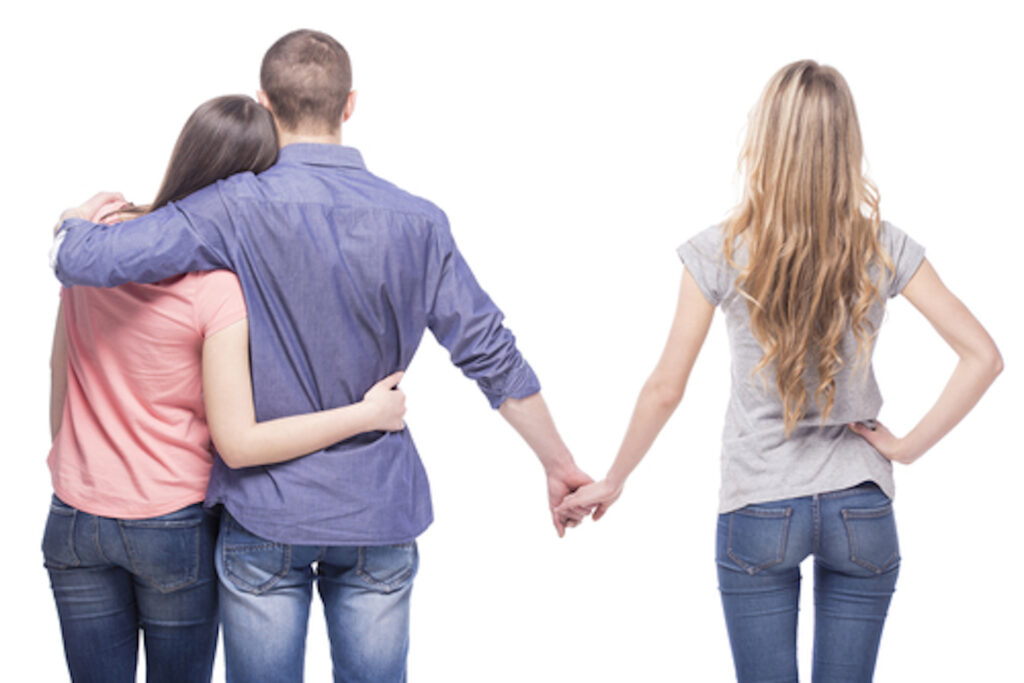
left=117, top=95, right=277, bottom=217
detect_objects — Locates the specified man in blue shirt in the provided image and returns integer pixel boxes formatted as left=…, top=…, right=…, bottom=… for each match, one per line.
left=52, top=29, right=591, bottom=682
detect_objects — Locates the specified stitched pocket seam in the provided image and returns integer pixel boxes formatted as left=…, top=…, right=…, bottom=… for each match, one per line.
left=842, top=505, right=899, bottom=574
left=356, top=544, right=416, bottom=592
left=727, top=507, right=792, bottom=575
left=118, top=519, right=202, bottom=593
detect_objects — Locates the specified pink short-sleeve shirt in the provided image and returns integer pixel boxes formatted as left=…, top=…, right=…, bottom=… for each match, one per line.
left=49, top=270, right=246, bottom=518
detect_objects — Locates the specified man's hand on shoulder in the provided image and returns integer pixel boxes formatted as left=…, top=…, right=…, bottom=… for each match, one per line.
left=55, top=191, right=126, bottom=235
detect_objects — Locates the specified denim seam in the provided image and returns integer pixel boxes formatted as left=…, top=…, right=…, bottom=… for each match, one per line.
left=819, top=481, right=883, bottom=500
left=812, top=495, right=821, bottom=555
left=223, top=543, right=285, bottom=553
left=726, top=508, right=792, bottom=575
left=93, top=515, right=109, bottom=565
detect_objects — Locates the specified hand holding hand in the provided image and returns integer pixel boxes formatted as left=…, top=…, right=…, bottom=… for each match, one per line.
left=848, top=420, right=918, bottom=465
left=362, top=371, right=406, bottom=432
left=556, top=478, right=624, bottom=522
left=547, top=463, right=594, bottom=538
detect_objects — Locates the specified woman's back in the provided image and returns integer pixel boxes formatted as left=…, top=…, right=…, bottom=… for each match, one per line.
left=678, top=221, right=925, bottom=512
left=50, top=270, right=245, bottom=518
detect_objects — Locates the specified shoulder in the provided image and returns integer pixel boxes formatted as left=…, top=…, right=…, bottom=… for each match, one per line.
left=190, top=271, right=244, bottom=312
left=878, top=221, right=914, bottom=250
left=186, top=270, right=244, bottom=311
left=189, top=270, right=246, bottom=336
left=877, top=221, right=927, bottom=297
left=684, top=224, right=727, bottom=253
left=677, top=224, right=729, bottom=269
left=213, top=171, right=264, bottom=202
left=359, top=170, right=450, bottom=226
left=676, top=224, right=730, bottom=306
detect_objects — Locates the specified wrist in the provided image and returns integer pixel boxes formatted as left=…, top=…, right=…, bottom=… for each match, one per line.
left=349, top=399, right=378, bottom=432
left=893, top=436, right=922, bottom=464
left=542, top=449, right=576, bottom=478
left=59, top=207, right=84, bottom=224
left=605, top=468, right=628, bottom=490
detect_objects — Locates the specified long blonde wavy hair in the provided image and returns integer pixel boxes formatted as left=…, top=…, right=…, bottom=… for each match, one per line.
left=724, top=60, right=892, bottom=435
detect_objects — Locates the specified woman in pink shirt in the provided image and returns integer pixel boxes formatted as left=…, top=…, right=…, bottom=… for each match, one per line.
left=44, top=95, right=406, bottom=683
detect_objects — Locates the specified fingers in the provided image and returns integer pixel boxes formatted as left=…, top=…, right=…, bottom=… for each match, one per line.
left=560, top=506, right=589, bottom=522
left=847, top=421, right=875, bottom=443
left=375, top=371, right=405, bottom=389
left=552, top=511, right=566, bottom=538
left=556, top=489, right=594, bottom=514
left=83, top=191, right=127, bottom=216
left=553, top=495, right=578, bottom=516
left=88, top=191, right=125, bottom=205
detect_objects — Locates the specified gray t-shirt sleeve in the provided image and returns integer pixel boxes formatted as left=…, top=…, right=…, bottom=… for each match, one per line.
left=677, top=225, right=730, bottom=306
left=879, top=222, right=926, bottom=297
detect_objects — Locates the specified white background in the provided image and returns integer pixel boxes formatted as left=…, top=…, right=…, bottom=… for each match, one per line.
left=1, top=1, right=1020, bottom=680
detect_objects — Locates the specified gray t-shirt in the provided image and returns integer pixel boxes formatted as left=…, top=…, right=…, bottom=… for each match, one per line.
left=677, top=222, right=926, bottom=512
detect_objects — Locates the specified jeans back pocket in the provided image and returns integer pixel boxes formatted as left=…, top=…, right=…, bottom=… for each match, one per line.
left=357, top=543, right=418, bottom=593
left=220, top=514, right=292, bottom=595
left=42, top=498, right=79, bottom=570
left=119, top=506, right=207, bottom=593
left=723, top=507, right=792, bottom=575
left=842, top=504, right=900, bottom=574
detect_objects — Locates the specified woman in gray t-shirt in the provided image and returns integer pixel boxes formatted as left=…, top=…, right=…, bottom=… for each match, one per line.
left=558, top=60, right=1001, bottom=681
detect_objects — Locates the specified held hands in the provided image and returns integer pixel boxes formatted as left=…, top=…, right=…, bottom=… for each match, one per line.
left=362, top=372, right=406, bottom=432
left=847, top=420, right=919, bottom=465
left=555, top=477, right=624, bottom=523
left=547, top=463, right=596, bottom=538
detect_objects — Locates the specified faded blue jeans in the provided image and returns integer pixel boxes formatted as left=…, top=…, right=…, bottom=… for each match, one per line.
left=42, top=496, right=220, bottom=682
left=216, top=511, right=418, bottom=683
left=716, top=482, right=900, bottom=682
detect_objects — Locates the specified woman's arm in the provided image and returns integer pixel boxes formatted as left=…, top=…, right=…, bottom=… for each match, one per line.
left=557, top=270, right=715, bottom=519
left=202, top=318, right=406, bottom=468
left=50, top=301, right=68, bottom=440
left=848, top=258, right=1002, bottom=463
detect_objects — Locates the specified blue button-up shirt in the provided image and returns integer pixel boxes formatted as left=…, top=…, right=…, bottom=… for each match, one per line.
left=54, top=143, right=541, bottom=545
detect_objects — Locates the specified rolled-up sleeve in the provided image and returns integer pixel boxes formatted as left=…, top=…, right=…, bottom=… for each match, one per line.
left=426, top=223, right=541, bottom=408
left=54, top=182, right=235, bottom=287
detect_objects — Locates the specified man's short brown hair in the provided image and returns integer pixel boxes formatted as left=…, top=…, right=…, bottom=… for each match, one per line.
left=260, top=29, right=352, bottom=134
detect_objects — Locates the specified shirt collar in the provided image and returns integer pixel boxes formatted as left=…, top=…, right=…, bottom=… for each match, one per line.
left=276, top=143, right=366, bottom=170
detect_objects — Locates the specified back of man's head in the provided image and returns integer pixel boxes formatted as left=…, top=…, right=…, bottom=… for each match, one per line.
left=260, top=29, right=351, bottom=135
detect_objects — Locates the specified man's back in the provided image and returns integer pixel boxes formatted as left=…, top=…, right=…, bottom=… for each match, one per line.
left=56, top=142, right=541, bottom=545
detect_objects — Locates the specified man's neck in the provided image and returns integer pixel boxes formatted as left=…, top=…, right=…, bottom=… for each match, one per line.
left=277, top=129, right=342, bottom=148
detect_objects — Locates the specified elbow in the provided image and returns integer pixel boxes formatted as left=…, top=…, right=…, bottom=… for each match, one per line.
left=642, top=377, right=684, bottom=412
left=965, top=342, right=1003, bottom=383
left=217, top=450, right=245, bottom=469
left=986, top=346, right=1004, bottom=380
left=211, top=435, right=249, bottom=469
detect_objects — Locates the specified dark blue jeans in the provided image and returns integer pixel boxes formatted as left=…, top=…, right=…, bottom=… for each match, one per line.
left=716, top=482, right=900, bottom=683
left=42, top=496, right=220, bottom=683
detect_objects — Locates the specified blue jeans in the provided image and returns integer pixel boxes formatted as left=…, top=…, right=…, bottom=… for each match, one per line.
left=42, top=496, right=220, bottom=683
left=716, top=482, right=900, bottom=683
left=216, top=511, right=418, bottom=683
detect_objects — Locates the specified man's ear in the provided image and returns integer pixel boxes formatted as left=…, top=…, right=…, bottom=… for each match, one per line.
left=256, top=90, right=273, bottom=111
left=342, top=90, right=357, bottom=123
